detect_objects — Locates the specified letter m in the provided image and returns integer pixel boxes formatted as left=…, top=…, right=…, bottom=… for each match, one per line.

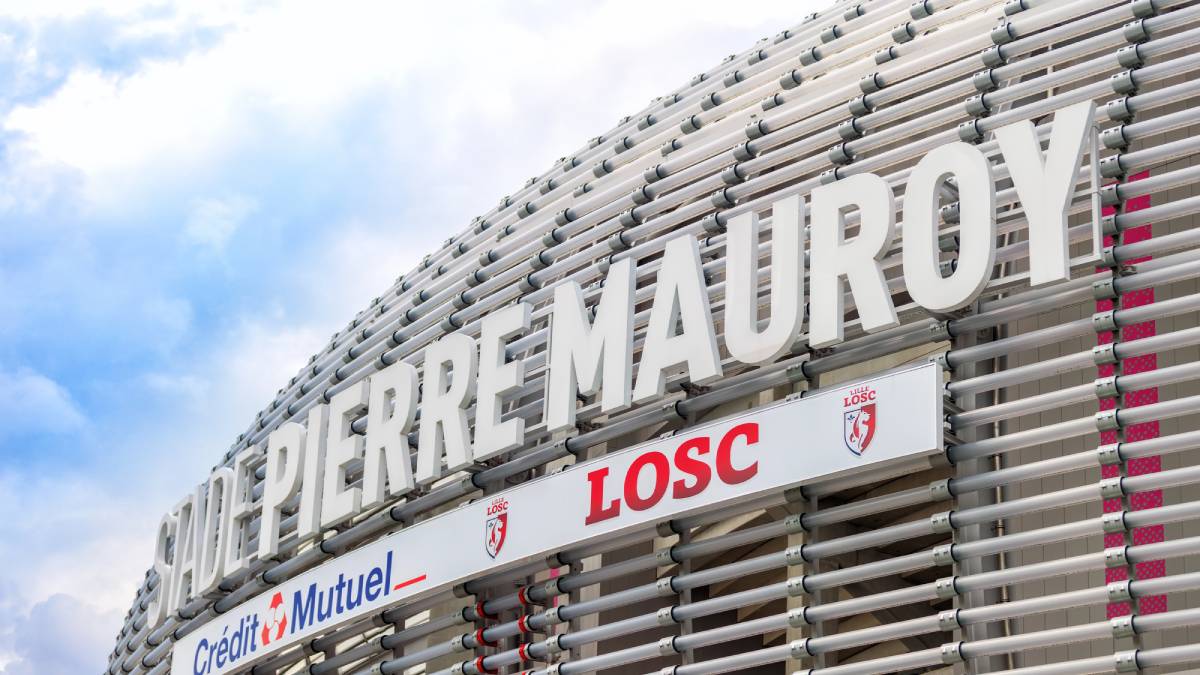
left=291, top=585, right=317, bottom=631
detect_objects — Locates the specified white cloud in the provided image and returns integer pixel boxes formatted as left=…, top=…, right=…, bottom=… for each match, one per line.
left=0, top=367, right=86, bottom=438
left=0, top=593, right=123, bottom=675
left=0, top=2, right=828, bottom=673
left=184, top=193, right=256, bottom=251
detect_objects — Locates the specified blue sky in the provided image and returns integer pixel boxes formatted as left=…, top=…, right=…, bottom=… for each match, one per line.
left=0, top=1, right=814, bottom=672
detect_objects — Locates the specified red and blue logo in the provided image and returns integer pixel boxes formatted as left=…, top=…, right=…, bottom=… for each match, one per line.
left=842, top=385, right=877, bottom=456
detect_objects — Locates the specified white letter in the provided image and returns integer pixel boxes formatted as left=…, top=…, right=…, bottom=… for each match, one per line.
left=195, top=467, right=233, bottom=596
left=544, top=258, right=635, bottom=432
left=363, top=361, right=419, bottom=509
left=146, top=511, right=176, bottom=629
left=258, top=422, right=305, bottom=560
left=417, top=333, right=478, bottom=484
left=221, top=446, right=257, bottom=576
left=994, top=100, right=1094, bottom=285
left=297, top=404, right=329, bottom=541
left=903, top=142, right=997, bottom=312
left=475, top=303, right=531, bottom=461
left=633, top=235, right=722, bottom=403
left=809, top=173, right=898, bottom=347
left=169, top=491, right=197, bottom=610
left=321, top=382, right=369, bottom=528
left=725, top=195, right=805, bottom=365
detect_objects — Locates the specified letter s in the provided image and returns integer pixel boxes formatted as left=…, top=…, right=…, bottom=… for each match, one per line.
left=672, top=438, right=711, bottom=499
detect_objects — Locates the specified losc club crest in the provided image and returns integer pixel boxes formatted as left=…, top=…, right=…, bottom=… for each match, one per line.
left=842, top=384, right=878, bottom=456
left=484, top=497, right=509, bottom=558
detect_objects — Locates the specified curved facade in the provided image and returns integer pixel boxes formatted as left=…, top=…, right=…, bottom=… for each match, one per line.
left=110, top=1, right=1200, bottom=675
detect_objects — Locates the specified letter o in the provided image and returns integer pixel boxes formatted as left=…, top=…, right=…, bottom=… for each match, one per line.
left=902, top=141, right=996, bottom=313
left=623, top=452, right=670, bottom=511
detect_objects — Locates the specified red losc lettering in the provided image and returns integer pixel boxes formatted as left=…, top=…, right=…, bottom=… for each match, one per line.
left=583, top=423, right=761, bottom=526
left=672, top=438, right=711, bottom=499
left=624, top=451, right=670, bottom=511
left=716, top=422, right=759, bottom=484
left=584, top=467, right=621, bottom=525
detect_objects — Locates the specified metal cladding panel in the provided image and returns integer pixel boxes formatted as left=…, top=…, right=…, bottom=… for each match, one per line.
left=110, top=1, right=1200, bottom=675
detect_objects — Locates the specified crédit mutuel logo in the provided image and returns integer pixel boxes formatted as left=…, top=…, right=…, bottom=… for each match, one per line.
left=189, top=550, right=402, bottom=674
left=842, top=384, right=878, bottom=456
left=484, top=497, right=509, bottom=558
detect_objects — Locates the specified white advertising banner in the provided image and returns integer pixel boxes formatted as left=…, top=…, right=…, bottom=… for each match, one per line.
left=174, top=363, right=942, bottom=675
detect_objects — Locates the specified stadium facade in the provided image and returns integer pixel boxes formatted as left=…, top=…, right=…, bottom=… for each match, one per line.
left=109, top=1, right=1200, bottom=674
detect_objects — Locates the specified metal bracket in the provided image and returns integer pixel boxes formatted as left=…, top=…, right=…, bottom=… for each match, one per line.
left=941, top=642, right=965, bottom=664
left=785, top=513, right=807, bottom=534
left=849, top=95, right=872, bottom=117
left=930, top=479, right=953, bottom=501
left=699, top=92, right=723, bottom=112
left=1092, top=342, right=1119, bottom=365
left=787, top=607, right=810, bottom=627
left=543, top=635, right=564, bottom=657
left=859, top=72, right=884, bottom=95
left=1111, top=70, right=1138, bottom=96
left=1102, top=511, right=1128, bottom=534
left=1093, top=310, right=1119, bottom=334
left=933, top=544, right=956, bottom=566
left=957, top=119, right=983, bottom=143
left=657, top=637, right=678, bottom=656
left=965, top=95, right=989, bottom=118
left=1112, top=615, right=1137, bottom=639
left=1100, top=476, right=1126, bottom=499
left=1117, top=44, right=1143, bottom=69
left=733, top=141, right=756, bottom=162
left=938, top=609, right=962, bottom=632
left=1092, top=277, right=1119, bottom=301
left=828, top=143, right=855, bottom=165
left=790, top=639, right=812, bottom=658
left=656, top=576, right=677, bottom=596
left=657, top=606, right=678, bottom=626
left=542, top=606, right=563, bottom=625
left=1108, top=580, right=1133, bottom=603
left=1104, top=98, right=1132, bottom=123
left=1098, top=443, right=1123, bottom=466
left=1094, top=375, right=1120, bottom=399
left=1114, top=650, right=1140, bottom=673
left=785, top=545, right=808, bottom=566
left=931, top=511, right=955, bottom=534
left=935, top=576, right=959, bottom=599
left=1096, top=409, right=1121, bottom=431
left=1003, top=0, right=1027, bottom=14
left=1105, top=545, right=1130, bottom=568
left=1131, top=0, right=1159, bottom=18
left=787, top=576, right=809, bottom=597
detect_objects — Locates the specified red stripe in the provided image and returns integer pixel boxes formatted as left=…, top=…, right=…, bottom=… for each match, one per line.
left=393, top=574, right=428, bottom=591
left=1097, top=171, right=1165, bottom=618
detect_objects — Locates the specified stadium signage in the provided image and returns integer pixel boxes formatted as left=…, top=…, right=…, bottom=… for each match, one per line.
left=149, top=102, right=1095, bottom=633
left=173, top=364, right=942, bottom=675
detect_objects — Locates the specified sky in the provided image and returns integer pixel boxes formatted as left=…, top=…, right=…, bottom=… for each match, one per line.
left=0, top=1, right=819, bottom=672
